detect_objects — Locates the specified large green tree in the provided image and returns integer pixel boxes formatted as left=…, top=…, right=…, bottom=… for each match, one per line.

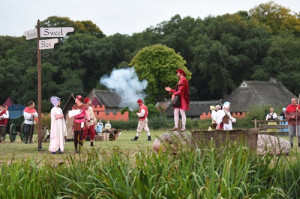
left=130, top=44, right=191, bottom=103
left=263, top=34, right=300, bottom=95
left=249, top=1, right=300, bottom=35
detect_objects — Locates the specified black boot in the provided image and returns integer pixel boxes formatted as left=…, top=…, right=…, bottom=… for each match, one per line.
left=90, top=142, right=94, bottom=146
left=131, top=136, right=139, bottom=141
left=298, top=143, right=300, bottom=148
left=24, top=135, right=28, bottom=144
left=291, top=143, right=293, bottom=147
left=147, top=136, right=152, bottom=141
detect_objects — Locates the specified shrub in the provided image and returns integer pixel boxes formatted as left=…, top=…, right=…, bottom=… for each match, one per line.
left=103, top=117, right=209, bottom=130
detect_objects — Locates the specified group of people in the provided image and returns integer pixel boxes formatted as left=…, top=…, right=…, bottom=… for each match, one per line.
left=208, top=97, right=300, bottom=148
left=263, top=100, right=300, bottom=148
left=131, top=68, right=190, bottom=141
left=209, top=102, right=237, bottom=130
left=50, top=95, right=97, bottom=154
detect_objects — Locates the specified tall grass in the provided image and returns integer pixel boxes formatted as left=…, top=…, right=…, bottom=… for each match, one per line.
left=0, top=144, right=300, bottom=198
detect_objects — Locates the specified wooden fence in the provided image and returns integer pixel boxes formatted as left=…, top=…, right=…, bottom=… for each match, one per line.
left=252, top=119, right=288, bottom=135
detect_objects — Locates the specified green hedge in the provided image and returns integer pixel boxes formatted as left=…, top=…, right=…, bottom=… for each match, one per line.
left=103, top=117, right=211, bottom=130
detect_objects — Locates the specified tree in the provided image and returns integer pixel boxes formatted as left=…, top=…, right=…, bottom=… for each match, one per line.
left=249, top=2, right=300, bottom=35
left=58, top=68, right=86, bottom=99
left=0, top=36, right=25, bottom=59
left=0, top=58, right=24, bottom=103
left=263, top=34, right=300, bottom=94
left=88, top=33, right=136, bottom=89
left=130, top=44, right=191, bottom=103
left=40, top=16, right=105, bottom=37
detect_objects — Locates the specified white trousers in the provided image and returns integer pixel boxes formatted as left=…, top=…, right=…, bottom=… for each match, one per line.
left=174, top=108, right=186, bottom=129
left=136, top=118, right=150, bottom=136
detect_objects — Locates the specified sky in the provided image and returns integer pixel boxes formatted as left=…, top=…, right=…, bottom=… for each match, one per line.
left=1, top=0, right=299, bottom=37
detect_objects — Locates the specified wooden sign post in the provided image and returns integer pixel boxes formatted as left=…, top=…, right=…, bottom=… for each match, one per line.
left=24, top=20, right=74, bottom=150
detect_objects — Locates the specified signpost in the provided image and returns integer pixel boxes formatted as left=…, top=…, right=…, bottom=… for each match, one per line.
left=24, top=20, right=74, bottom=150
left=36, top=21, right=42, bottom=150
left=39, top=38, right=59, bottom=50
left=24, top=29, right=37, bottom=40
left=40, top=27, right=74, bottom=37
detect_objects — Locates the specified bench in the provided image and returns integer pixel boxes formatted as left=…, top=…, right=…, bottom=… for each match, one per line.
left=252, top=119, right=288, bottom=135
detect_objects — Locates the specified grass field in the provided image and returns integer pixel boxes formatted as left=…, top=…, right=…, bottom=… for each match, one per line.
left=1, top=130, right=300, bottom=198
left=0, top=130, right=167, bottom=163
left=1, top=130, right=300, bottom=162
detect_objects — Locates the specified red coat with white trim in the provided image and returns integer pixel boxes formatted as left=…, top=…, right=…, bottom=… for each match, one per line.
left=137, top=104, right=148, bottom=121
left=170, top=76, right=190, bottom=111
left=0, top=110, right=9, bottom=126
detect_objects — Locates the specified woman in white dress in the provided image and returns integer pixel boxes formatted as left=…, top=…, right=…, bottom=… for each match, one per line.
left=49, top=96, right=67, bottom=154
left=216, top=102, right=236, bottom=130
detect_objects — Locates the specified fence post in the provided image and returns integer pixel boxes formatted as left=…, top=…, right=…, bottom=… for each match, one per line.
left=254, top=119, right=257, bottom=128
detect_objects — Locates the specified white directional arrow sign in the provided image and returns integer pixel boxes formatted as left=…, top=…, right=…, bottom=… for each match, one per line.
left=23, top=29, right=37, bottom=40
left=39, top=38, right=59, bottom=50
left=40, top=27, right=74, bottom=38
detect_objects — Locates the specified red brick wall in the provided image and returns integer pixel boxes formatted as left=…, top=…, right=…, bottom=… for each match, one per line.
left=92, top=105, right=129, bottom=121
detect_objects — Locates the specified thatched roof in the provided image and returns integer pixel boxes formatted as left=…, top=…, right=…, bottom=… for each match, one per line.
left=165, top=100, right=220, bottom=118
left=224, top=78, right=296, bottom=112
left=88, top=89, right=122, bottom=108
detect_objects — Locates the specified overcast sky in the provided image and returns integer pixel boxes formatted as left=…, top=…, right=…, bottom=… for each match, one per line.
left=1, top=0, right=299, bottom=37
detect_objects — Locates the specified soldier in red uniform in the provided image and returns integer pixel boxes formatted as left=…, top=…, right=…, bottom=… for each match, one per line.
left=72, top=95, right=90, bottom=153
left=165, top=68, right=190, bottom=132
left=131, top=99, right=151, bottom=141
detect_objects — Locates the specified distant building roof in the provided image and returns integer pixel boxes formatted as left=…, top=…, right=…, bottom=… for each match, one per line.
left=88, top=89, right=123, bottom=108
left=165, top=100, right=220, bottom=117
left=224, top=78, right=296, bottom=112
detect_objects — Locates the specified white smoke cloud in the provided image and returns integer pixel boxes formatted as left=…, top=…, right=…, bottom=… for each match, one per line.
left=100, top=67, right=148, bottom=110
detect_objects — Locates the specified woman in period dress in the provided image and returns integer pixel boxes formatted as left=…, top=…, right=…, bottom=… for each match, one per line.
left=49, top=96, right=67, bottom=154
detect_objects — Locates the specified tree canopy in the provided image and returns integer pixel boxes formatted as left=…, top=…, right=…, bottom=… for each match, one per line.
left=130, top=44, right=191, bottom=102
left=0, top=2, right=299, bottom=111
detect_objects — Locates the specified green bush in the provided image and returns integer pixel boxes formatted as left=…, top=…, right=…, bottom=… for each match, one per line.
left=103, top=117, right=209, bottom=130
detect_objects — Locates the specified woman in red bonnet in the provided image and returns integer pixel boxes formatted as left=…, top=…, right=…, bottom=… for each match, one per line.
left=165, top=68, right=190, bottom=132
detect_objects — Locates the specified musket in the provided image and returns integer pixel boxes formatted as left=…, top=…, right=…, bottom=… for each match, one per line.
left=71, top=93, right=76, bottom=100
